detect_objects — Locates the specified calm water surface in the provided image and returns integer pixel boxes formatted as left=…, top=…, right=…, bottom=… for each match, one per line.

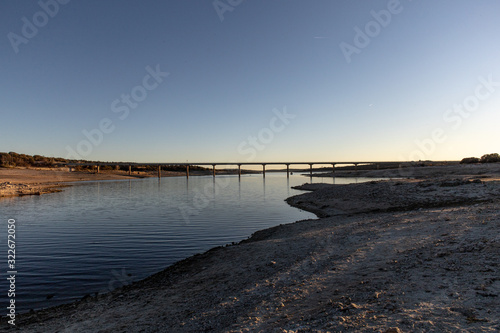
left=0, top=173, right=372, bottom=312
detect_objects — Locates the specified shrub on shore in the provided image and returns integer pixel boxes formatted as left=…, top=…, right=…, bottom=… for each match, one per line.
left=480, top=153, right=500, bottom=163
left=460, top=157, right=480, bottom=164
left=460, top=153, right=500, bottom=164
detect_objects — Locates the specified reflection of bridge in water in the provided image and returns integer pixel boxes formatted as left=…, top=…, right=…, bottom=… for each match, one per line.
left=65, top=161, right=405, bottom=178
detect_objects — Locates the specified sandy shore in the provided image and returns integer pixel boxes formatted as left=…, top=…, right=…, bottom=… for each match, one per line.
left=2, top=164, right=499, bottom=332
left=0, top=167, right=181, bottom=198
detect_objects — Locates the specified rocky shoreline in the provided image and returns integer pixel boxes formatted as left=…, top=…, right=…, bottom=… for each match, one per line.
left=1, top=164, right=499, bottom=332
left=287, top=177, right=498, bottom=217
left=0, top=181, right=67, bottom=198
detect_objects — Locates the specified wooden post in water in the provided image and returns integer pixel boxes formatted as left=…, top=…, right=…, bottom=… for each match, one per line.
left=96, top=165, right=100, bottom=174
left=262, top=164, right=266, bottom=178
left=332, top=164, right=335, bottom=174
left=186, top=165, right=190, bottom=178
left=212, top=164, right=216, bottom=177
left=355, top=163, right=358, bottom=172
left=309, top=164, right=313, bottom=176
left=158, top=165, right=161, bottom=178
left=238, top=164, right=241, bottom=178
left=128, top=165, right=131, bottom=175
left=286, top=164, right=290, bottom=177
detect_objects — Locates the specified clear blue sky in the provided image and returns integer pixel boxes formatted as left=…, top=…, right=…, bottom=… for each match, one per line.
left=1, top=0, right=499, bottom=163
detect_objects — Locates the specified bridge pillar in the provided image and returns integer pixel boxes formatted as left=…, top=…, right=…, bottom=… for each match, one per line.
left=212, top=164, right=216, bottom=177
left=286, top=164, right=290, bottom=177
left=128, top=165, right=131, bottom=175
left=186, top=165, right=190, bottom=178
left=238, top=164, right=241, bottom=177
left=262, top=164, right=266, bottom=178
left=332, top=164, right=336, bottom=174
left=158, top=165, right=161, bottom=178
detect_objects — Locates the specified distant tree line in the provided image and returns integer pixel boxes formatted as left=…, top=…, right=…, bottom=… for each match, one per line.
left=0, top=152, right=209, bottom=172
left=0, top=152, right=68, bottom=168
left=460, top=153, right=500, bottom=164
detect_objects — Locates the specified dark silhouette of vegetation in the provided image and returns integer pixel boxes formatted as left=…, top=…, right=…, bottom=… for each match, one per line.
left=480, top=153, right=500, bottom=163
left=0, top=152, right=68, bottom=168
left=460, top=157, right=480, bottom=164
left=460, top=153, right=500, bottom=164
left=0, top=152, right=210, bottom=173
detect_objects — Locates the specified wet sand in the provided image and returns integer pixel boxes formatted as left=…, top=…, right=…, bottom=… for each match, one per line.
left=1, top=164, right=499, bottom=332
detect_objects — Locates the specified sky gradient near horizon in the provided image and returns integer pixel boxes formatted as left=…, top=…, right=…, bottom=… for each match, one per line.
left=1, top=0, right=500, bottom=164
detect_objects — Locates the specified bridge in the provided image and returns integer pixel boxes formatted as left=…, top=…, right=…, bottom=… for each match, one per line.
left=64, top=161, right=408, bottom=178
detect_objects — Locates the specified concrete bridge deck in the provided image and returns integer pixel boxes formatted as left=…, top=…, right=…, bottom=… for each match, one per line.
left=63, top=161, right=414, bottom=178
